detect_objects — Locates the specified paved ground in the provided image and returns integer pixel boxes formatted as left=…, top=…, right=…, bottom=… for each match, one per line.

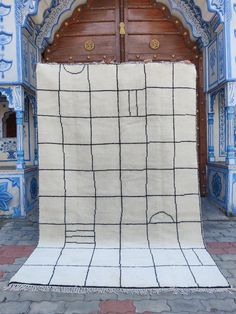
left=1, top=198, right=236, bottom=314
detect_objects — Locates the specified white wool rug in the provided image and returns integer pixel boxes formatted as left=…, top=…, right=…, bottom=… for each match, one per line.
left=10, top=62, right=228, bottom=289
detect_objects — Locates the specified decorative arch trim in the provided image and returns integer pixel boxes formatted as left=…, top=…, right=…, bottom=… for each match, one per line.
left=20, top=0, right=40, bottom=27
left=0, top=86, right=24, bottom=111
left=0, top=88, right=13, bottom=108
left=23, top=0, right=225, bottom=28
left=161, top=0, right=211, bottom=46
left=207, top=0, right=225, bottom=23
left=36, top=0, right=86, bottom=50
left=28, top=0, right=218, bottom=50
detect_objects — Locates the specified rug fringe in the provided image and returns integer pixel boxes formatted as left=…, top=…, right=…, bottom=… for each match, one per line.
left=6, top=283, right=234, bottom=295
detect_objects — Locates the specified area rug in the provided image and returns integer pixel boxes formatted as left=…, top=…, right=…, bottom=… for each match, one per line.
left=10, top=62, right=229, bottom=289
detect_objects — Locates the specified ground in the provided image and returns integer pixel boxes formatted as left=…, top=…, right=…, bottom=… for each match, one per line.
left=0, top=198, right=236, bottom=314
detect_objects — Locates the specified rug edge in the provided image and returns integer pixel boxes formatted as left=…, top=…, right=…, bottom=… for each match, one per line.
left=6, top=283, right=232, bottom=295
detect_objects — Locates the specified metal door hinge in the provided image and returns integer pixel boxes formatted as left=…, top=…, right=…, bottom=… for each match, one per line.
left=120, top=22, right=125, bottom=35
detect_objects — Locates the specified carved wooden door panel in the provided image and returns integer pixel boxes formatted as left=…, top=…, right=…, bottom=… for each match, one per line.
left=44, top=0, right=121, bottom=63
left=43, top=0, right=207, bottom=196
left=122, top=0, right=199, bottom=62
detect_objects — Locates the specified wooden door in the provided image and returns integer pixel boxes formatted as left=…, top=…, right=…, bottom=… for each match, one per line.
left=43, top=0, right=207, bottom=196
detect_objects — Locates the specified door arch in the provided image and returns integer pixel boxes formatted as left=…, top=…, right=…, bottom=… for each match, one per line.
left=43, top=0, right=207, bottom=196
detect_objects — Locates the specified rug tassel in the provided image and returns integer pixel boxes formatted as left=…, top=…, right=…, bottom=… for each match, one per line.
left=6, top=284, right=234, bottom=295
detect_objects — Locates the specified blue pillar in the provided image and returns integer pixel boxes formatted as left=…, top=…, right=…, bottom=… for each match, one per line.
left=208, top=94, right=215, bottom=162
left=226, top=83, right=236, bottom=165
left=33, top=112, right=38, bottom=166
left=16, top=110, right=25, bottom=170
left=226, top=105, right=236, bottom=165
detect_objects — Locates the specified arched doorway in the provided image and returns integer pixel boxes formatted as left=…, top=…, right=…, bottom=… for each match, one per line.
left=43, top=0, right=207, bottom=195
